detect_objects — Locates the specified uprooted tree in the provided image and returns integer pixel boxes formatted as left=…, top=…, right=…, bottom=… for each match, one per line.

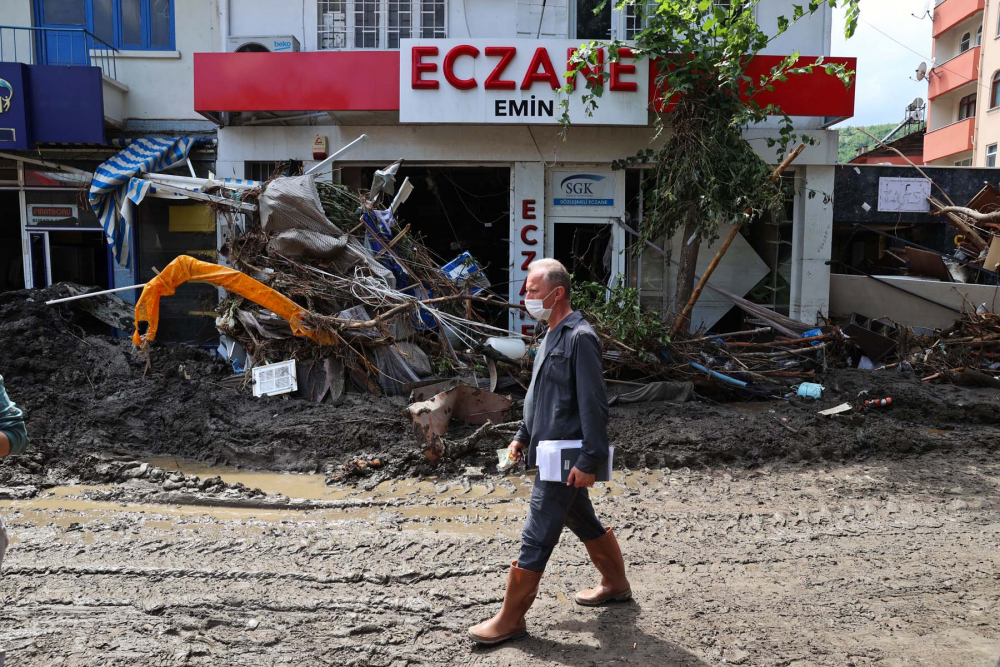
left=561, top=0, right=859, bottom=333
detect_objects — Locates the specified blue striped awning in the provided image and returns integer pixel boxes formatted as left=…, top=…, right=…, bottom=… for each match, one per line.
left=88, top=136, right=194, bottom=268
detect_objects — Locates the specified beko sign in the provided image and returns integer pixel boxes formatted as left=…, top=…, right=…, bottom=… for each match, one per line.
left=399, top=39, right=649, bottom=125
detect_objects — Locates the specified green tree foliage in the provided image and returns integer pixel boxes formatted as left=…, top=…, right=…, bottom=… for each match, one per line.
left=561, top=0, right=860, bottom=316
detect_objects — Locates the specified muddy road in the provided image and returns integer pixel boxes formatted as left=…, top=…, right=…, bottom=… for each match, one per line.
left=3, top=288, right=1000, bottom=665
left=3, top=451, right=1000, bottom=666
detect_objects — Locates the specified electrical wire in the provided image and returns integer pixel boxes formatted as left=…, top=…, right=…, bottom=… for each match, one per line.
left=858, top=17, right=997, bottom=103
left=439, top=171, right=510, bottom=199
left=441, top=175, right=510, bottom=226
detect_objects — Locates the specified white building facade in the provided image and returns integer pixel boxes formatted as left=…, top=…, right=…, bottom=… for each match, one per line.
left=0, top=0, right=856, bottom=338
left=200, top=0, right=855, bottom=334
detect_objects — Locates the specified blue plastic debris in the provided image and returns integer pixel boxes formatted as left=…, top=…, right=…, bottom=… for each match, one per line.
left=802, top=328, right=822, bottom=346
left=440, top=251, right=486, bottom=295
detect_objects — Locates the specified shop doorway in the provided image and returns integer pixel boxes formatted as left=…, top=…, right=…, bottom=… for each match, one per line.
left=24, top=229, right=111, bottom=290
left=552, top=222, right=615, bottom=287
left=22, top=192, right=112, bottom=290
left=0, top=191, right=24, bottom=291
left=341, top=165, right=511, bottom=326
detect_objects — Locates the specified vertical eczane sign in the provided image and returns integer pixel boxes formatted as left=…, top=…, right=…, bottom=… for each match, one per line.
left=400, top=39, right=649, bottom=125
left=511, top=162, right=545, bottom=335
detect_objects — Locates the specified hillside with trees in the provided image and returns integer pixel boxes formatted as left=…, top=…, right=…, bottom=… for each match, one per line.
left=837, top=123, right=923, bottom=163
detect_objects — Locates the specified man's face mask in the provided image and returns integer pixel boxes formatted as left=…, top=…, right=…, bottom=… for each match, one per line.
left=525, top=288, right=557, bottom=321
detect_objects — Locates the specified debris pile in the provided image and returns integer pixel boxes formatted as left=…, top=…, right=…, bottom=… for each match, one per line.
left=928, top=184, right=1000, bottom=284
left=905, top=310, right=1000, bottom=384
left=135, top=168, right=526, bottom=403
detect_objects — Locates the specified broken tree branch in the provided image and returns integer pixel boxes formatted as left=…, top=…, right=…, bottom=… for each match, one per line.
left=928, top=198, right=989, bottom=251
left=670, top=143, right=806, bottom=336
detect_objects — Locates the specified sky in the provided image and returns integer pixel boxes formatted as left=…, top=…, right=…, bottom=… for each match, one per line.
left=831, top=0, right=933, bottom=127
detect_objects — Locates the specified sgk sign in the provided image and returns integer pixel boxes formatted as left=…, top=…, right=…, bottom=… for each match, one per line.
left=399, top=39, right=649, bottom=125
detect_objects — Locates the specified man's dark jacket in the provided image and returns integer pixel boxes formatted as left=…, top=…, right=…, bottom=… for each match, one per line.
left=515, top=311, right=610, bottom=474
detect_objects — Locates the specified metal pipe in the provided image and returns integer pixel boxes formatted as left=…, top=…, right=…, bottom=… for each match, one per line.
left=137, top=179, right=258, bottom=212
left=689, top=362, right=748, bottom=388
left=303, top=134, right=369, bottom=176
left=45, top=283, right=147, bottom=305
left=0, top=151, right=92, bottom=177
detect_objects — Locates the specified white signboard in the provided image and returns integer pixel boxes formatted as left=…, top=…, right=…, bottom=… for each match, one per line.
left=399, top=39, right=649, bottom=126
left=27, top=204, right=79, bottom=226
left=877, top=178, right=931, bottom=213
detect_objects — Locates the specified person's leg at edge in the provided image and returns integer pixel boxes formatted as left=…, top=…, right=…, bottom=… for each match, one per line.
left=568, top=486, right=632, bottom=606
left=468, top=476, right=578, bottom=644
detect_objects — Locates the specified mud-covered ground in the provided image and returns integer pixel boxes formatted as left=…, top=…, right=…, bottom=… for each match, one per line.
left=2, top=288, right=1000, bottom=665
left=1, top=287, right=998, bottom=497
left=2, top=453, right=1000, bottom=665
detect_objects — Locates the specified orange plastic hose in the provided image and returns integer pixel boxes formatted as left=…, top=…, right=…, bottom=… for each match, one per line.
left=132, top=255, right=334, bottom=346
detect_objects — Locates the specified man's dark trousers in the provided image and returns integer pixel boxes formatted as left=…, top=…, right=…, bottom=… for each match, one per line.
left=518, top=474, right=606, bottom=572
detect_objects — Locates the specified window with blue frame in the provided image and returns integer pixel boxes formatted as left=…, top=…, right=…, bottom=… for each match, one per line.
left=36, top=0, right=174, bottom=53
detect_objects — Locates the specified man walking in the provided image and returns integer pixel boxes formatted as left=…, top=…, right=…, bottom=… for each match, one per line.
left=468, top=258, right=631, bottom=645
left=0, top=373, right=28, bottom=573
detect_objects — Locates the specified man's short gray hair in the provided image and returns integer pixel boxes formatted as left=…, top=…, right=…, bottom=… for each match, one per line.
left=528, top=258, right=571, bottom=294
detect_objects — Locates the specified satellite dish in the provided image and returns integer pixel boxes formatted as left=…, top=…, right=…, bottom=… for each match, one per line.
left=912, top=97, right=924, bottom=108
left=916, top=62, right=927, bottom=81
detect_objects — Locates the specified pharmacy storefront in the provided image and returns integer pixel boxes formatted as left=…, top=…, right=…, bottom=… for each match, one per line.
left=195, top=40, right=855, bottom=332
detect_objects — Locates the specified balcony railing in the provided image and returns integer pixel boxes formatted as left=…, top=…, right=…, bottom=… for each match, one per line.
left=928, top=46, right=979, bottom=99
left=933, top=0, right=985, bottom=38
left=0, top=25, right=117, bottom=81
left=924, top=117, right=975, bottom=162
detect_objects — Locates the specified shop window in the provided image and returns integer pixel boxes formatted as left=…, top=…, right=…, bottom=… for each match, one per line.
left=987, top=144, right=997, bottom=168
left=622, top=1, right=745, bottom=40
left=244, top=161, right=303, bottom=181
left=138, top=199, right=218, bottom=343
left=318, top=0, right=446, bottom=50
left=958, top=93, right=976, bottom=121
left=960, top=31, right=971, bottom=53
left=623, top=1, right=655, bottom=39
left=992, top=70, right=1000, bottom=108
left=35, top=0, right=174, bottom=52
left=577, top=0, right=612, bottom=39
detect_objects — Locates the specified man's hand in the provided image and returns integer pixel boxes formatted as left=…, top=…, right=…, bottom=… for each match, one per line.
left=508, top=440, right=527, bottom=462
left=0, top=432, right=9, bottom=458
left=567, top=467, right=596, bottom=488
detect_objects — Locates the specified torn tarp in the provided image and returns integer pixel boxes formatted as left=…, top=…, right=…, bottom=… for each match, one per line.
left=89, top=137, right=195, bottom=268
left=260, top=175, right=396, bottom=288
left=609, top=381, right=695, bottom=405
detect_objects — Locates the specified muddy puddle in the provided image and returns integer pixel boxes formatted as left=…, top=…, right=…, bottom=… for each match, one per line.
left=1, top=460, right=661, bottom=544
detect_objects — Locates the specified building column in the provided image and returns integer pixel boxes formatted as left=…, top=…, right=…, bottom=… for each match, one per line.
left=510, top=161, right=544, bottom=335
left=789, top=164, right=834, bottom=324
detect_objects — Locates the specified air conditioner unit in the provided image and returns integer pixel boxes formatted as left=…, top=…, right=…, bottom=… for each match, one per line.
left=227, top=35, right=301, bottom=53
